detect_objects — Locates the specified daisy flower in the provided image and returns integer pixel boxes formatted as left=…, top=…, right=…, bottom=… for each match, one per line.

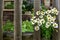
left=45, top=22, right=51, bottom=28
left=34, top=26, right=39, bottom=31
left=53, top=23, right=58, bottom=28
left=36, top=11, right=40, bottom=15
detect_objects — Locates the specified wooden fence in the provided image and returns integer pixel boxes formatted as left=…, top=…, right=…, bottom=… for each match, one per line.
left=0, top=0, right=60, bottom=40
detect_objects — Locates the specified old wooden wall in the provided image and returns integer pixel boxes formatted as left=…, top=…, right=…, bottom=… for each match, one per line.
left=0, top=0, right=60, bottom=40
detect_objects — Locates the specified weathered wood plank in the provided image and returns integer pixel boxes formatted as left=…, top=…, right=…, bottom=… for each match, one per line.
left=14, top=0, right=23, bottom=40
left=33, top=0, right=41, bottom=40
left=55, top=0, right=60, bottom=40
left=52, top=0, right=55, bottom=7
left=4, top=0, right=14, bottom=1
left=3, top=9, right=14, bottom=11
left=0, top=0, right=3, bottom=40
left=52, top=29, right=58, bottom=40
left=34, top=0, right=41, bottom=12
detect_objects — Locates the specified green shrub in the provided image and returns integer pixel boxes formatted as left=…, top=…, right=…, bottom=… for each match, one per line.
left=3, top=20, right=14, bottom=32
left=3, top=20, right=33, bottom=32
left=4, top=2, right=14, bottom=9
left=22, top=20, right=34, bottom=32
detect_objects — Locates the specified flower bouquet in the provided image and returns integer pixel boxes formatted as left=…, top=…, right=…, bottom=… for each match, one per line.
left=31, top=8, right=59, bottom=40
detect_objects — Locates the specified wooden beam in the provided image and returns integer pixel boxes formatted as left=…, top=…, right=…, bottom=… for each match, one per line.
left=33, top=0, right=41, bottom=40
left=34, top=0, right=41, bottom=12
left=0, top=0, right=3, bottom=40
left=55, top=0, right=60, bottom=40
left=14, top=0, right=23, bottom=40
left=3, top=9, right=14, bottom=11
left=4, top=0, right=14, bottom=1
left=52, top=0, right=55, bottom=7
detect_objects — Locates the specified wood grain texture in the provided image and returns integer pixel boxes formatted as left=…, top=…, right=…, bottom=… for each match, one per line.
left=4, top=0, right=14, bottom=1
left=33, top=0, right=41, bottom=40
left=55, top=0, right=60, bottom=40
left=0, top=0, right=3, bottom=40
left=14, top=0, right=23, bottom=40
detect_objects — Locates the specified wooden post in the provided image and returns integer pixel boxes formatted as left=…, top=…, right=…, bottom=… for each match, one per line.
left=55, top=0, right=60, bottom=40
left=34, top=0, right=41, bottom=12
left=33, top=0, right=41, bottom=40
left=52, top=0, right=55, bottom=7
left=0, top=0, right=3, bottom=40
left=14, top=0, right=23, bottom=40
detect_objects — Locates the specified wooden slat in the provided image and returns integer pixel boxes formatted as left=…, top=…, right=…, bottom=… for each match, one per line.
left=3, top=9, right=14, bottom=11
left=14, top=0, right=23, bottom=40
left=0, top=0, right=3, bottom=40
left=34, top=0, right=41, bottom=13
left=55, top=0, right=60, bottom=40
left=33, top=0, right=41, bottom=40
left=52, top=29, right=58, bottom=40
left=4, top=0, right=14, bottom=1
left=52, top=0, right=55, bottom=7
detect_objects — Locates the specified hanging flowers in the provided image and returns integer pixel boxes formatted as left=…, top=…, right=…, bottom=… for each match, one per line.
left=31, top=8, right=59, bottom=28
left=31, top=8, right=59, bottom=39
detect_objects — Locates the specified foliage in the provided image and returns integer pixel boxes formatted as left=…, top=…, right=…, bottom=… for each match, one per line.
left=3, top=20, right=14, bottom=32
left=4, top=2, right=14, bottom=9
left=4, top=0, right=33, bottom=14
left=3, top=20, right=33, bottom=32
left=22, top=20, right=33, bottom=32
left=31, top=8, right=59, bottom=39
left=22, top=0, right=33, bottom=14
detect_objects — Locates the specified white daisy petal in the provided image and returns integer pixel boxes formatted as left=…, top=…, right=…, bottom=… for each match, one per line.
left=53, top=23, right=58, bottom=28
left=45, top=22, right=51, bottom=28
left=35, top=26, right=39, bottom=31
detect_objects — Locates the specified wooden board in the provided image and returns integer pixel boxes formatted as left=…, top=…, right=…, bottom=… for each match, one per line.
left=4, top=0, right=14, bottom=1
left=14, top=0, right=23, bottom=40
left=33, top=0, right=41, bottom=40
left=55, top=0, right=60, bottom=40
left=0, top=0, right=3, bottom=40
